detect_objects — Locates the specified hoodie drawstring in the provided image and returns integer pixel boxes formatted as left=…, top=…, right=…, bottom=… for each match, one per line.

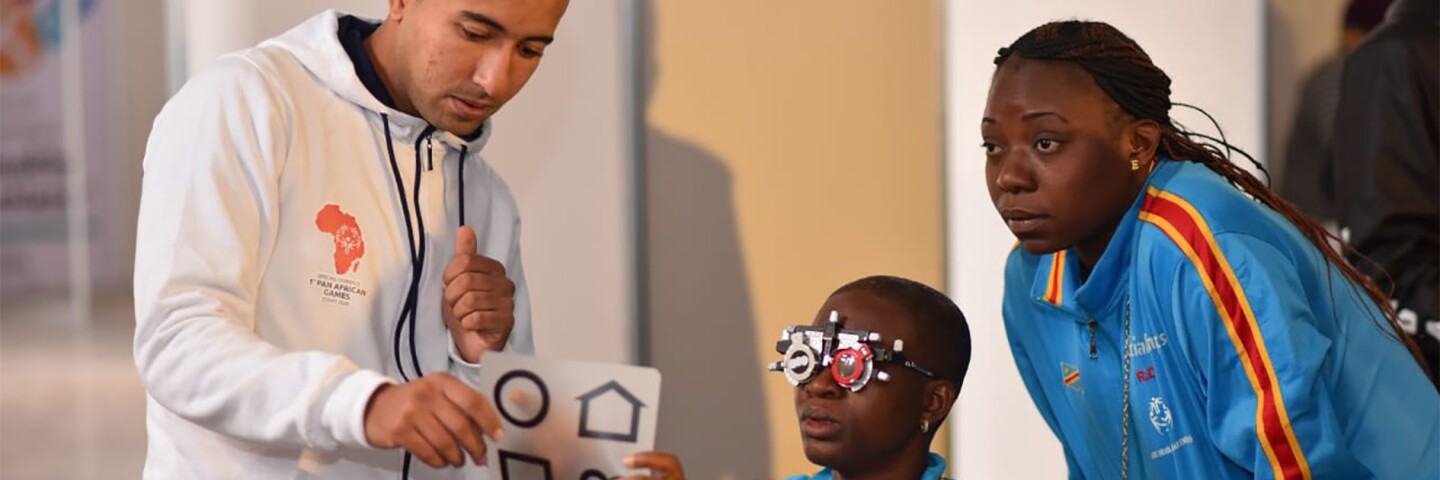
left=406, top=124, right=437, bottom=380
left=458, top=144, right=468, bottom=227
left=383, top=114, right=456, bottom=480
left=378, top=113, right=421, bottom=383
left=378, top=114, right=473, bottom=384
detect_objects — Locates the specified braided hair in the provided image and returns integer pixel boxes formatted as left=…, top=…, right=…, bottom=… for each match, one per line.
left=994, top=20, right=1433, bottom=383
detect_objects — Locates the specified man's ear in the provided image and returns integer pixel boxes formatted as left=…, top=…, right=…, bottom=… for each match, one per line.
left=386, top=0, right=416, bottom=22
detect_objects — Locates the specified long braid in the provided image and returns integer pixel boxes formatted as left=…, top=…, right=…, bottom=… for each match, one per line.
left=996, top=20, right=1433, bottom=383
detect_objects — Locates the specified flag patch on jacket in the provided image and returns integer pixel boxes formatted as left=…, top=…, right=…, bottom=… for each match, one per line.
left=1062, top=362, right=1082, bottom=392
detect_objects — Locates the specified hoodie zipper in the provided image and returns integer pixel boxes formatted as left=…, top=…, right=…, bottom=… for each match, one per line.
left=426, top=136, right=435, bottom=171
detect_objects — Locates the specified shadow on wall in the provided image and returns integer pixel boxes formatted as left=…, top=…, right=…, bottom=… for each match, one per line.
left=643, top=3, right=772, bottom=478
left=646, top=129, right=772, bottom=479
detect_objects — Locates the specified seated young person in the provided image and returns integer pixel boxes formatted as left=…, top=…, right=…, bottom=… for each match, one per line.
left=620, top=275, right=973, bottom=480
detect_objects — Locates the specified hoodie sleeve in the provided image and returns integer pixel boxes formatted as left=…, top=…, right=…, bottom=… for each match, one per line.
left=133, top=54, right=390, bottom=451
left=502, top=216, right=535, bottom=355
left=1166, top=234, right=1367, bottom=479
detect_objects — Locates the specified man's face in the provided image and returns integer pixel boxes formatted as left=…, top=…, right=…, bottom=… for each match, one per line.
left=390, top=0, right=568, bottom=135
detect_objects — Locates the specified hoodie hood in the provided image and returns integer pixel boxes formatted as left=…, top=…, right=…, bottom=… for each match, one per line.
left=259, top=10, right=494, bottom=151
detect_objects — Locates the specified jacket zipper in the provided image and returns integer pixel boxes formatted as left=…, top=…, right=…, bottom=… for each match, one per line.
left=1089, top=319, right=1100, bottom=360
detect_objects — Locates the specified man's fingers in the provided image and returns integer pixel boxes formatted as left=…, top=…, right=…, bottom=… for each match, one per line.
left=445, top=284, right=515, bottom=313
left=625, top=451, right=684, bottom=476
left=432, top=398, right=488, bottom=466
left=442, top=269, right=514, bottom=300
left=454, top=226, right=478, bottom=259
left=459, top=311, right=513, bottom=336
left=365, top=376, right=502, bottom=469
left=413, top=413, right=464, bottom=467
left=439, top=377, right=505, bottom=442
left=459, top=292, right=515, bottom=316
left=442, top=254, right=508, bottom=284
left=397, top=427, right=447, bottom=469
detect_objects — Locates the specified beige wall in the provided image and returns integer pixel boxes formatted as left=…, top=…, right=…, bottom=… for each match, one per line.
left=644, top=2, right=947, bottom=477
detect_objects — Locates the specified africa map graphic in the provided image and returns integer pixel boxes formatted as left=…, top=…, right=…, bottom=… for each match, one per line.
left=315, top=204, right=365, bottom=275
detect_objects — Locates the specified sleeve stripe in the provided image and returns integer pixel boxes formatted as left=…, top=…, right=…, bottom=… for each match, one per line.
left=1139, top=187, right=1311, bottom=480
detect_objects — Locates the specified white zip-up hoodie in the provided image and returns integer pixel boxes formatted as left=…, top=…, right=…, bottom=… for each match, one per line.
left=133, top=11, right=531, bottom=479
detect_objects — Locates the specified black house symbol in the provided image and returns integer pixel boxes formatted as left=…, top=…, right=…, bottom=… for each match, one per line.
left=498, top=449, right=553, bottom=480
left=576, top=380, right=646, bottom=443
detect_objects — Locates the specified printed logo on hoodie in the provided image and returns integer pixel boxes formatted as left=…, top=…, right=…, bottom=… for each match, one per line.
left=310, top=204, right=368, bottom=306
left=315, top=204, right=366, bottom=274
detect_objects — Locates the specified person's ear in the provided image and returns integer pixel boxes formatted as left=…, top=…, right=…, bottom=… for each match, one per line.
left=1126, top=119, right=1162, bottom=172
left=387, top=0, right=416, bottom=22
left=921, top=380, right=957, bottom=432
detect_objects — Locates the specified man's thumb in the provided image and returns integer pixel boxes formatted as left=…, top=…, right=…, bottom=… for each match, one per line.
left=455, top=226, right=478, bottom=257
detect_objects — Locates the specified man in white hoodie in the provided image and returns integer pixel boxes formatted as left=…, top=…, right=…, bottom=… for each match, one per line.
left=133, top=1, right=568, bottom=477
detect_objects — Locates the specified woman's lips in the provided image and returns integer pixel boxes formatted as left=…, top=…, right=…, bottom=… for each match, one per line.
left=1002, top=209, right=1047, bottom=235
left=799, top=407, right=842, bottom=440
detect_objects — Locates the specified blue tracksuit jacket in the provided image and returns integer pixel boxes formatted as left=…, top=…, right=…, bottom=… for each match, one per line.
left=1003, top=159, right=1439, bottom=479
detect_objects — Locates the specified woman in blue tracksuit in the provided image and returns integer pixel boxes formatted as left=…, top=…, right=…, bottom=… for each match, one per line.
left=982, top=21, right=1439, bottom=479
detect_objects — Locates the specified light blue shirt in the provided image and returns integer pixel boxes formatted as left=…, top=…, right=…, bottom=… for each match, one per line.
left=784, top=452, right=951, bottom=480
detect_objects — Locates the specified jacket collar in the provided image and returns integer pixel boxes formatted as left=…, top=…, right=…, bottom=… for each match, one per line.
left=1029, top=159, right=1182, bottom=321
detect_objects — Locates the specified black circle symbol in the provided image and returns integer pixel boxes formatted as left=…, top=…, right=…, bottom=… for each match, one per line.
left=494, top=370, right=550, bottom=428
left=579, top=469, right=608, bottom=480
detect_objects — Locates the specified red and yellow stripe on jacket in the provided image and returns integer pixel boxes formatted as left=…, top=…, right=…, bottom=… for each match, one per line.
left=1044, top=250, right=1067, bottom=306
left=1139, top=187, right=1311, bottom=480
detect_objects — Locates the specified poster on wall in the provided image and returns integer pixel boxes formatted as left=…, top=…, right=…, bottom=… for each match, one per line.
left=0, top=0, right=122, bottom=296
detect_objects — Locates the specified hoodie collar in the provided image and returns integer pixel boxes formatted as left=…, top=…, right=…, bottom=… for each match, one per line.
left=337, top=15, right=398, bottom=110
left=260, top=10, right=493, bottom=152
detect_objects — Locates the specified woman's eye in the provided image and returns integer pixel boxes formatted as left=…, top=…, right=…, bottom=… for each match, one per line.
left=981, top=142, right=998, bottom=154
left=1035, top=138, right=1060, bottom=153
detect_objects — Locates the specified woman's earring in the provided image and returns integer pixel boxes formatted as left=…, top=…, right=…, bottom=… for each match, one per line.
left=1131, top=159, right=1141, bottom=171
left=921, top=419, right=930, bottom=433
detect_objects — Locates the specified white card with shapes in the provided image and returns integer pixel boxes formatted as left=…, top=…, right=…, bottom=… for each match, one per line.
left=478, top=353, right=662, bottom=480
